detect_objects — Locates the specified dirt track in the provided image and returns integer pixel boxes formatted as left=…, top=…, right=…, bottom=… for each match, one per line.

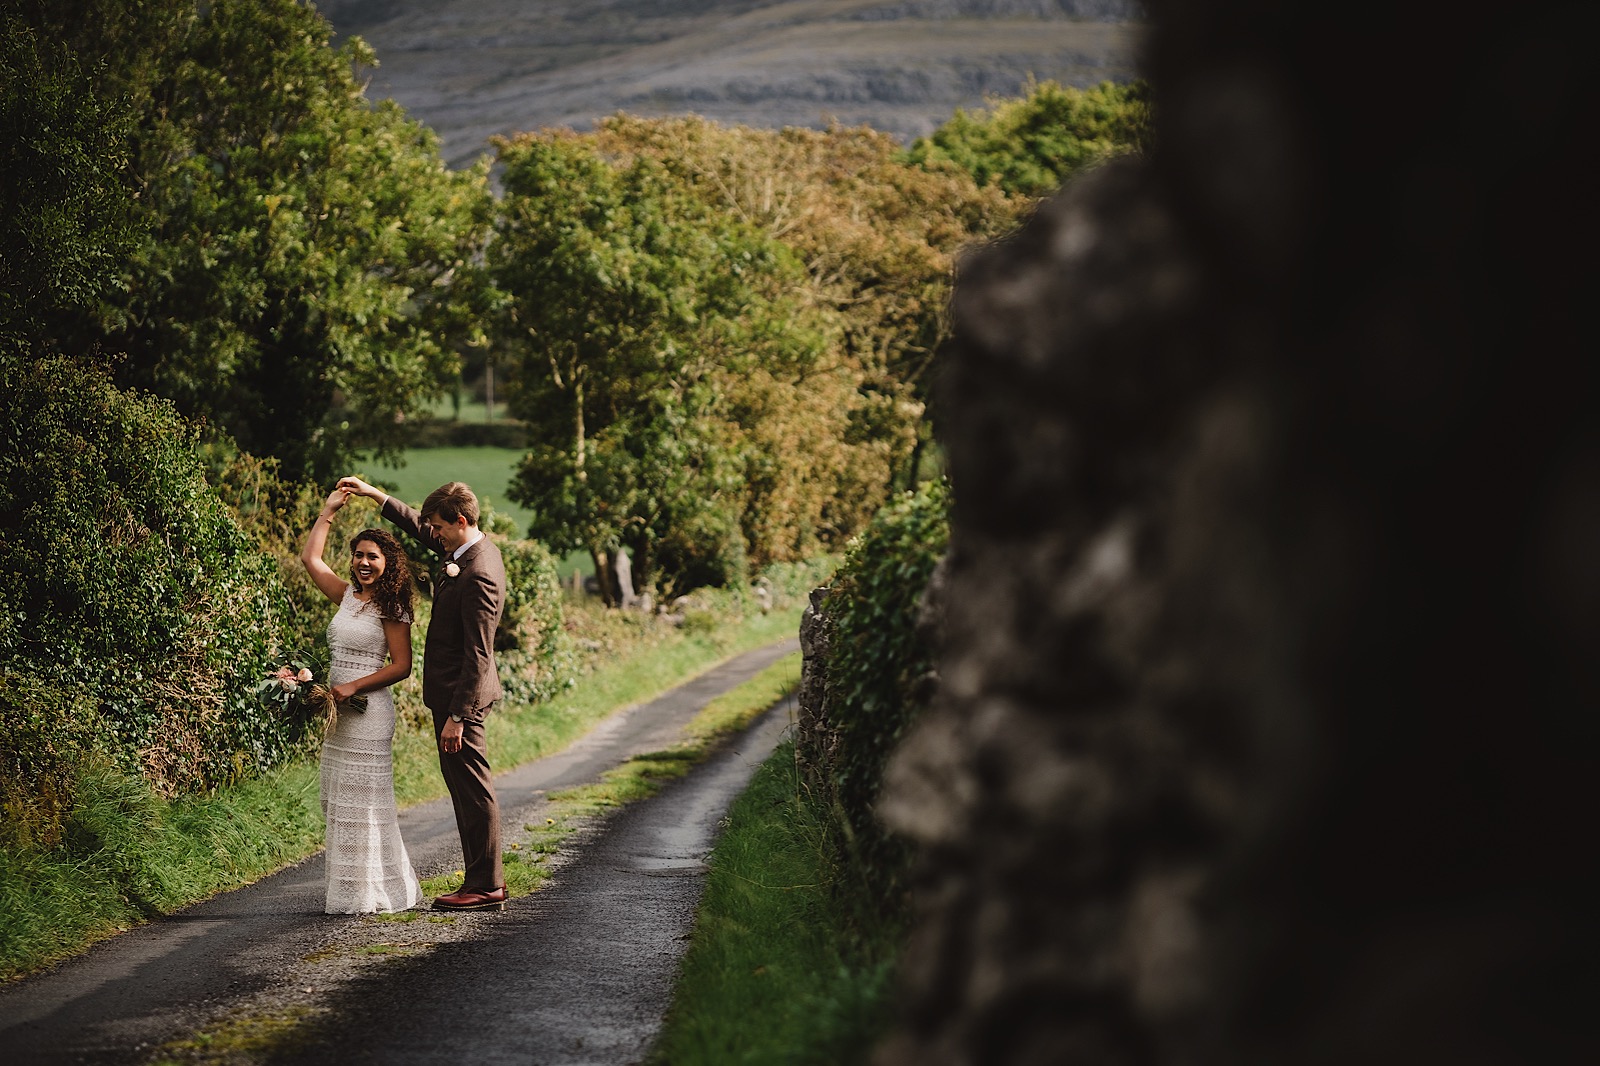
left=0, top=638, right=798, bottom=1065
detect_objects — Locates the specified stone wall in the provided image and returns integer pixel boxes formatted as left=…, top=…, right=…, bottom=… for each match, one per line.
left=874, top=2, right=1598, bottom=1062
left=795, top=586, right=836, bottom=783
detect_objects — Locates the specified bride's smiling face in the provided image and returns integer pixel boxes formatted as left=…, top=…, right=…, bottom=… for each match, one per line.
left=351, top=540, right=387, bottom=590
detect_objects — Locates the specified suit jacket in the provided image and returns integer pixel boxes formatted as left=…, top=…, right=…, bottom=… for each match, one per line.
left=383, top=497, right=506, bottom=723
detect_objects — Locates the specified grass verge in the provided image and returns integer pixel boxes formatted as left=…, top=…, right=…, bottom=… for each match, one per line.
left=647, top=737, right=905, bottom=1066
left=421, top=651, right=801, bottom=901
left=0, top=606, right=802, bottom=982
left=0, top=760, right=325, bottom=983
left=393, top=606, right=800, bottom=808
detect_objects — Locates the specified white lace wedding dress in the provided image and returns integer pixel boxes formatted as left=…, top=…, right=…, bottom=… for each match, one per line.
left=320, top=586, right=422, bottom=913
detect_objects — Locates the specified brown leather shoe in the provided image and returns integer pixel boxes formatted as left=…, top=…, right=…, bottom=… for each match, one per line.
left=432, top=886, right=507, bottom=911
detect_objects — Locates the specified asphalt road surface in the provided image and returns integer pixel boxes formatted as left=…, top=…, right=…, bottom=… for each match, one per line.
left=0, top=637, right=799, bottom=1065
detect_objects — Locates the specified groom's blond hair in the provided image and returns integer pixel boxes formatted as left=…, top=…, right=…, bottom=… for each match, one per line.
left=421, top=481, right=480, bottom=526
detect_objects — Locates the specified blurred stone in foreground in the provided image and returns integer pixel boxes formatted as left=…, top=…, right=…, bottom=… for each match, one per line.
left=876, top=2, right=1598, bottom=1062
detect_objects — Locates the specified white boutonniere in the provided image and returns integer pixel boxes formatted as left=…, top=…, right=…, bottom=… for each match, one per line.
left=444, top=561, right=461, bottom=578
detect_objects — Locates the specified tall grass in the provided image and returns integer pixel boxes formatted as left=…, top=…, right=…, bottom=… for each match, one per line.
left=649, top=738, right=905, bottom=1065
left=0, top=604, right=803, bottom=982
left=0, top=761, right=323, bottom=980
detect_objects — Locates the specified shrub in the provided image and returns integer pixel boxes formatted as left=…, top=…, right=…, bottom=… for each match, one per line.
left=0, top=355, right=305, bottom=814
left=801, top=480, right=949, bottom=911
left=495, top=535, right=568, bottom=704
left=205, top=446, right=367, bottom=663
left=908, top=79, right=1153, bottom=198
left=0, top=673, right=101, bottom=851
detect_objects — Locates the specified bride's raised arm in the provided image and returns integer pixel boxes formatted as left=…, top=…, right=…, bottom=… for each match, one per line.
left=300, top=488, right=352, bottom=605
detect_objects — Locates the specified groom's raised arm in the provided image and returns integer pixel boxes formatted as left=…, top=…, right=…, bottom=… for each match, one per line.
left=338, top=476, right=446, bottom=556
left=381, top=496, right=449, bottom=557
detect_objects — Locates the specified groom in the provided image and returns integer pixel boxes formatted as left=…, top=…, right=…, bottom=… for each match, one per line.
left=339, top=476, right=507, bottom=911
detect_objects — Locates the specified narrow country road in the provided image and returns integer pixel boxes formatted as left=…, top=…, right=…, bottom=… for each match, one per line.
left=0, top=638, right=800, bottom=1065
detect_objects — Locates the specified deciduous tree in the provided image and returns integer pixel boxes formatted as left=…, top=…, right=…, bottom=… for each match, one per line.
left=591, top=116, right=1019, bottom=493
left=0, top=15, right=137, bottom=361
left=13, top=0, right=496, bottom=481
left=492, top=132, right=823, bottom=599
left=907, top=78, right=1153, bottom=198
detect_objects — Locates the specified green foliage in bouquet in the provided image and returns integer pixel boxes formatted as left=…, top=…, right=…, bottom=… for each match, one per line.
left=254, top=658, right=321, bottom=718
left=253, top=651, right=366, bottom=737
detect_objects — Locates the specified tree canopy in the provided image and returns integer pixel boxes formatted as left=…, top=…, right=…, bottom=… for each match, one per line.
left=3, top=4, right=1141, bottom=602
left=10, top=0, right=495, bottom=482
left=0, top=14, right=136, bottom=360
left=491, top=132, right=828, bottom=598
left=490, top=118, right=1017, bottom=598
left=907, top=79, right=1153, bottom=198
left=591, top=116, right=1021, bottom=486
left=0, top=4, right=1159, bottom=843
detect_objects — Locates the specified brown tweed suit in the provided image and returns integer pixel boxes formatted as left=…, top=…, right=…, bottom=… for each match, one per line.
left=383, top=497, right=506, bottom=892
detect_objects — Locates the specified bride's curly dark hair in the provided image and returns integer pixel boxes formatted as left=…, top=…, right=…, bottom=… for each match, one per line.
left=349, top=528, right=415, bottom=624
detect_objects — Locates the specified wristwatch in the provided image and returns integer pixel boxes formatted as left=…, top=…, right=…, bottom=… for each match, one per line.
left=449, top=714, right=463, bottom=723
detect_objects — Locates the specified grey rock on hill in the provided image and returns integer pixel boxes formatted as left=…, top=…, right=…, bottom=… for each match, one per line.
left=318, top=0, right=1145, bottom=167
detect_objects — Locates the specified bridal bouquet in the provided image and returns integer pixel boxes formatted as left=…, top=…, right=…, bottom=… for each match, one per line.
left=255, top=655, right=365, bottom=734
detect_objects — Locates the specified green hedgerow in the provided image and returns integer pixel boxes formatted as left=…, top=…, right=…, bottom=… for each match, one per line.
left=801, top=479, right=949, bottom=919
left=495, top=535, right=568, bottom=704
left=0, top=354, right=309, bottom=814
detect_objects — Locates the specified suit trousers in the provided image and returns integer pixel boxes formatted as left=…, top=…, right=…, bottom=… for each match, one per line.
left=434, top=709, right=504, bottom=891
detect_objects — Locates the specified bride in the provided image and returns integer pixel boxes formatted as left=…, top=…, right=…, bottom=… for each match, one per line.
left=300, top=488, right=423, bottom=913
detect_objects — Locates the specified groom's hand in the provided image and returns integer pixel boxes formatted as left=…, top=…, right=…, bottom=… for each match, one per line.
left=440, top=718, right=465, bottom=754
left=336, top=475, right=385, bottom=504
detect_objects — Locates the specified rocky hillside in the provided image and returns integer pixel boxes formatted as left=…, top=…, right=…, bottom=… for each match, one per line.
left=317, top=0, right=1146, bottom=168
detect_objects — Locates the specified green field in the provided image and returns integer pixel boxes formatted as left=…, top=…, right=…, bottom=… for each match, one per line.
left=363, top=446, right=527, bottom=530
left=359, top=447, right=592, bottom=578
left=422, top=394, right=510, bottom=424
